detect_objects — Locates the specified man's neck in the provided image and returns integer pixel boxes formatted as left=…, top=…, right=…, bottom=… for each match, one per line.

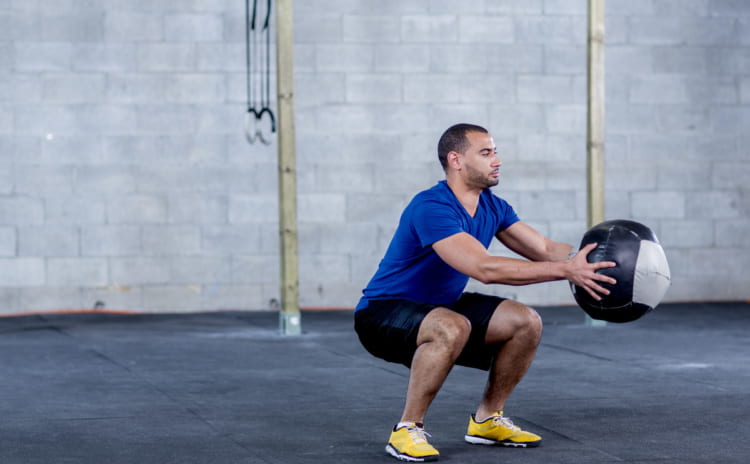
left=446, top=176, right=483, bottom=217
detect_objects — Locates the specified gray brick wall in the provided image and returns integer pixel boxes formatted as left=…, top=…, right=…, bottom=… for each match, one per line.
left=0, top=0, right=747, bottom=314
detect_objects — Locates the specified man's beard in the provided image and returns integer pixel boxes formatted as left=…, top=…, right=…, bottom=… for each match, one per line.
left=465, top=164, right=499, bottom=188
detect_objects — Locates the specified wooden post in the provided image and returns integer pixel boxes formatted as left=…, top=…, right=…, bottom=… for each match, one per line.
left=587, top=0, right=606, bottom=326
left=275, top=0, right=301, bottom=335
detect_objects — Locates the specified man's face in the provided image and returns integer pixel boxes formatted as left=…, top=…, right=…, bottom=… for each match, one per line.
left=459, top=131, right=501, bottom=189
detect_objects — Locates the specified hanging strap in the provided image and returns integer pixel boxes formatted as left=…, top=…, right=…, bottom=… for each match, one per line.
left=245, top=0, right=276, bottom=145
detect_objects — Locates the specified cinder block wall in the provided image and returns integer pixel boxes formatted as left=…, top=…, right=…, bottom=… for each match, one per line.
left=0, top=0, right=748, bottom=314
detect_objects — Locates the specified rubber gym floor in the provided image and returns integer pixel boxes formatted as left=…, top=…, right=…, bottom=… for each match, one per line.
left=1, top=301, right=748, bottom=464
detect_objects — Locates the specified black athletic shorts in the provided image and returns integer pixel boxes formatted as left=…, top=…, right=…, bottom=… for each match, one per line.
left=354, top=292, right=506, bottom=371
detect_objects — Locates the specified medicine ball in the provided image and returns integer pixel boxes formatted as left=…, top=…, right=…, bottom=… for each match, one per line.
left=571, top=219, right=671, bottom=323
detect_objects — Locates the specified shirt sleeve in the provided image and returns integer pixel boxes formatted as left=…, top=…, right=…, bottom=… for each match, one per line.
left=411, top=198, right=464, bottom=248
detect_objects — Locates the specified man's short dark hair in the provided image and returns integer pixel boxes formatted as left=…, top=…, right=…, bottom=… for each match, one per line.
left=437, top=123, right=489, bottom=170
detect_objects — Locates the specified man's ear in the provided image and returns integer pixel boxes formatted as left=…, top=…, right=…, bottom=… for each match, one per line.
left=447, top=150, right=462, bottom=170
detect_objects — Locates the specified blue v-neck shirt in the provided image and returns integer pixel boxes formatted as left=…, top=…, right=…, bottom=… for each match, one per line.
left=356, top=181, right=519, bottom=311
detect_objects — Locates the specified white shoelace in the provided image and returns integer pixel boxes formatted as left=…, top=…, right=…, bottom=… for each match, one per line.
left=492, top=414, right=521, bottom=431
left=405, top=425, right=432, bottom=444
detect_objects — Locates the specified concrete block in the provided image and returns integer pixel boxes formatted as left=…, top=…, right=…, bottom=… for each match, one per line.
left=686, top=191, right=742, bottom=219
left=631, top=191, right=686, bottom=219
left=141, top=226, right=201, bottom=255
left=312, top=163, right=375, bottom=193
left=18, top=287, right=82, bottom=311
left=629, top=134, right=690, bottom=162
left=652, top=47, right=709, bottom=75
left=170, top=256, right=231, bottom=284
left=715, top=220, right=750, bottom=247
left=485, top=0, right=542, bottom=14
left=660, top=219, right=714, bottom=248
left=343, top=15, right=400, bottom=43
left=495, top=162, right=546, bottom=192
left=518, top=75, right=579, bottom=104
left=164, top=13, right=223, bottom=42
left=106, top=73, right=166, bottom=103
left=608, top=103, right=659, bottom=134
left=14, top=165, right=74, bottom=194
left=544, top=44, right=585, bottom=74
left=545, top=104, right=586, bottom=134
left=657, top=105, right=710, bottom=133
left=430, top=44, right=543, bottom=73
left=517, top=191, right=577, bottom=220
left=82, top=226, right=141, bottom=256
left=517, top=134, right=582, bottom=162
left=0, top=74, right=42, bottom=103
left=40, top=73, right=105, bottom=102
left=102, top=135, right=161, bottom=165
left=39, top=11, right=104, bottom=42
left=401, top=15, right=457, bottom=43
left=74, top=165, right=137, bottom=194
left=684, top=76, right=737, bottom=104
left=346, top=74, right=401, bottom=103
left=515, top=17, right=579, bottom=44
left=0, top=258, right=44, bottom=286
left=710, top=106, right=750, bottom=133
left=374, top=162, right=441, bottom=195
left=13, top=43, right=73, bottom=72
left=76, top=104, right=138, bottom=134
left=104, top=11, right=163, bottom=42
left=107, top=194, right=167, bottom=224
left=295, top=73, right=346, bottom=107
left=228, top=194, right=277, bottom=224
left=316, top=44, right=374, bottom=72
left=231, top=254, right=279, bottom=284
left=656, top=163, right=711, bottom=191
left=196, top=43, right=245, bottom=71
left=18, top=226, right=79, bottom=257
left=0, top=197, right=44, bottom=225
left=14, top=105, right=78, bottom=135
left=0, top=106, right=11, bottom=134
left=543, top=0, right=588, bottom=14
left=346, top=193, right=409, bottom=224
left=712, top=162, right=750, bottom=190
left=81, top=286, right=143, bottom=311
left=72, top=44, right=137, bottom=72
left=164, top=74, right=226, bottom=103
left=201, top=225, right=262, bottom=254
left=403, top=74, right=462, bottom=103
left=298, top=193, right=346, bottom=224
left=458, top=15, right=513, bottom=43
left=293, top=12, right=341, bottom=43
left=110, top=257, right=170, bottom=285
left=299, top=253, right=350, bottom=282
left=47, top=257, right=108, bottom=286
left=488, top=104, right=545, bottom=136
left=374, top=44, right=430, bottom=72
left=682, top=17, right=740, bottom=45
left=135, top=105, right=196, bottom=134
left=460, top=73, right=515, bottom=104
left=142, top=285, right=203, bottom=312
left=201, top=284, right=268, bottom=311
left=629, top=18, right=683, bottom=45
left=44, top=195, right=106, bottom=224
left=38, top=135, right=106, bottom=165
left=168, top=193, right=228, bottom=224
left=136, top=44, right=196, bottom=72
left=0, top=227, right=16, bottom=256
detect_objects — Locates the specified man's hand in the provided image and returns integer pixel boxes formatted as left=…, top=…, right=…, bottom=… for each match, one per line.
left=566, top=242, right=617, bottom=301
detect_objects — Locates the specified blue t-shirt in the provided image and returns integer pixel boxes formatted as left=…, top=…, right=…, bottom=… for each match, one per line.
left=356, top=180, right=520, bottom=311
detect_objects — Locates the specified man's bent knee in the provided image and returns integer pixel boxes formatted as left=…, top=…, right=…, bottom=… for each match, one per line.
left=417, top=308, right=472, bottom=349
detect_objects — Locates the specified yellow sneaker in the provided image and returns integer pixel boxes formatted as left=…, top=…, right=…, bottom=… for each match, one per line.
left=465, top=411, right=542, bottom=448
left=385, top=422, right=440, bottom=462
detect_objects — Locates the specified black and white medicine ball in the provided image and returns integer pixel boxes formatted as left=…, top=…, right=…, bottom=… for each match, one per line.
left=571, top=220, right=671, bottom=323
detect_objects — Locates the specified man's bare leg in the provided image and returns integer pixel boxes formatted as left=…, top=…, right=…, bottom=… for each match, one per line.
left=400, top=307, right=471, bottom=423
left=475, top=300, right=542, bottom=420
